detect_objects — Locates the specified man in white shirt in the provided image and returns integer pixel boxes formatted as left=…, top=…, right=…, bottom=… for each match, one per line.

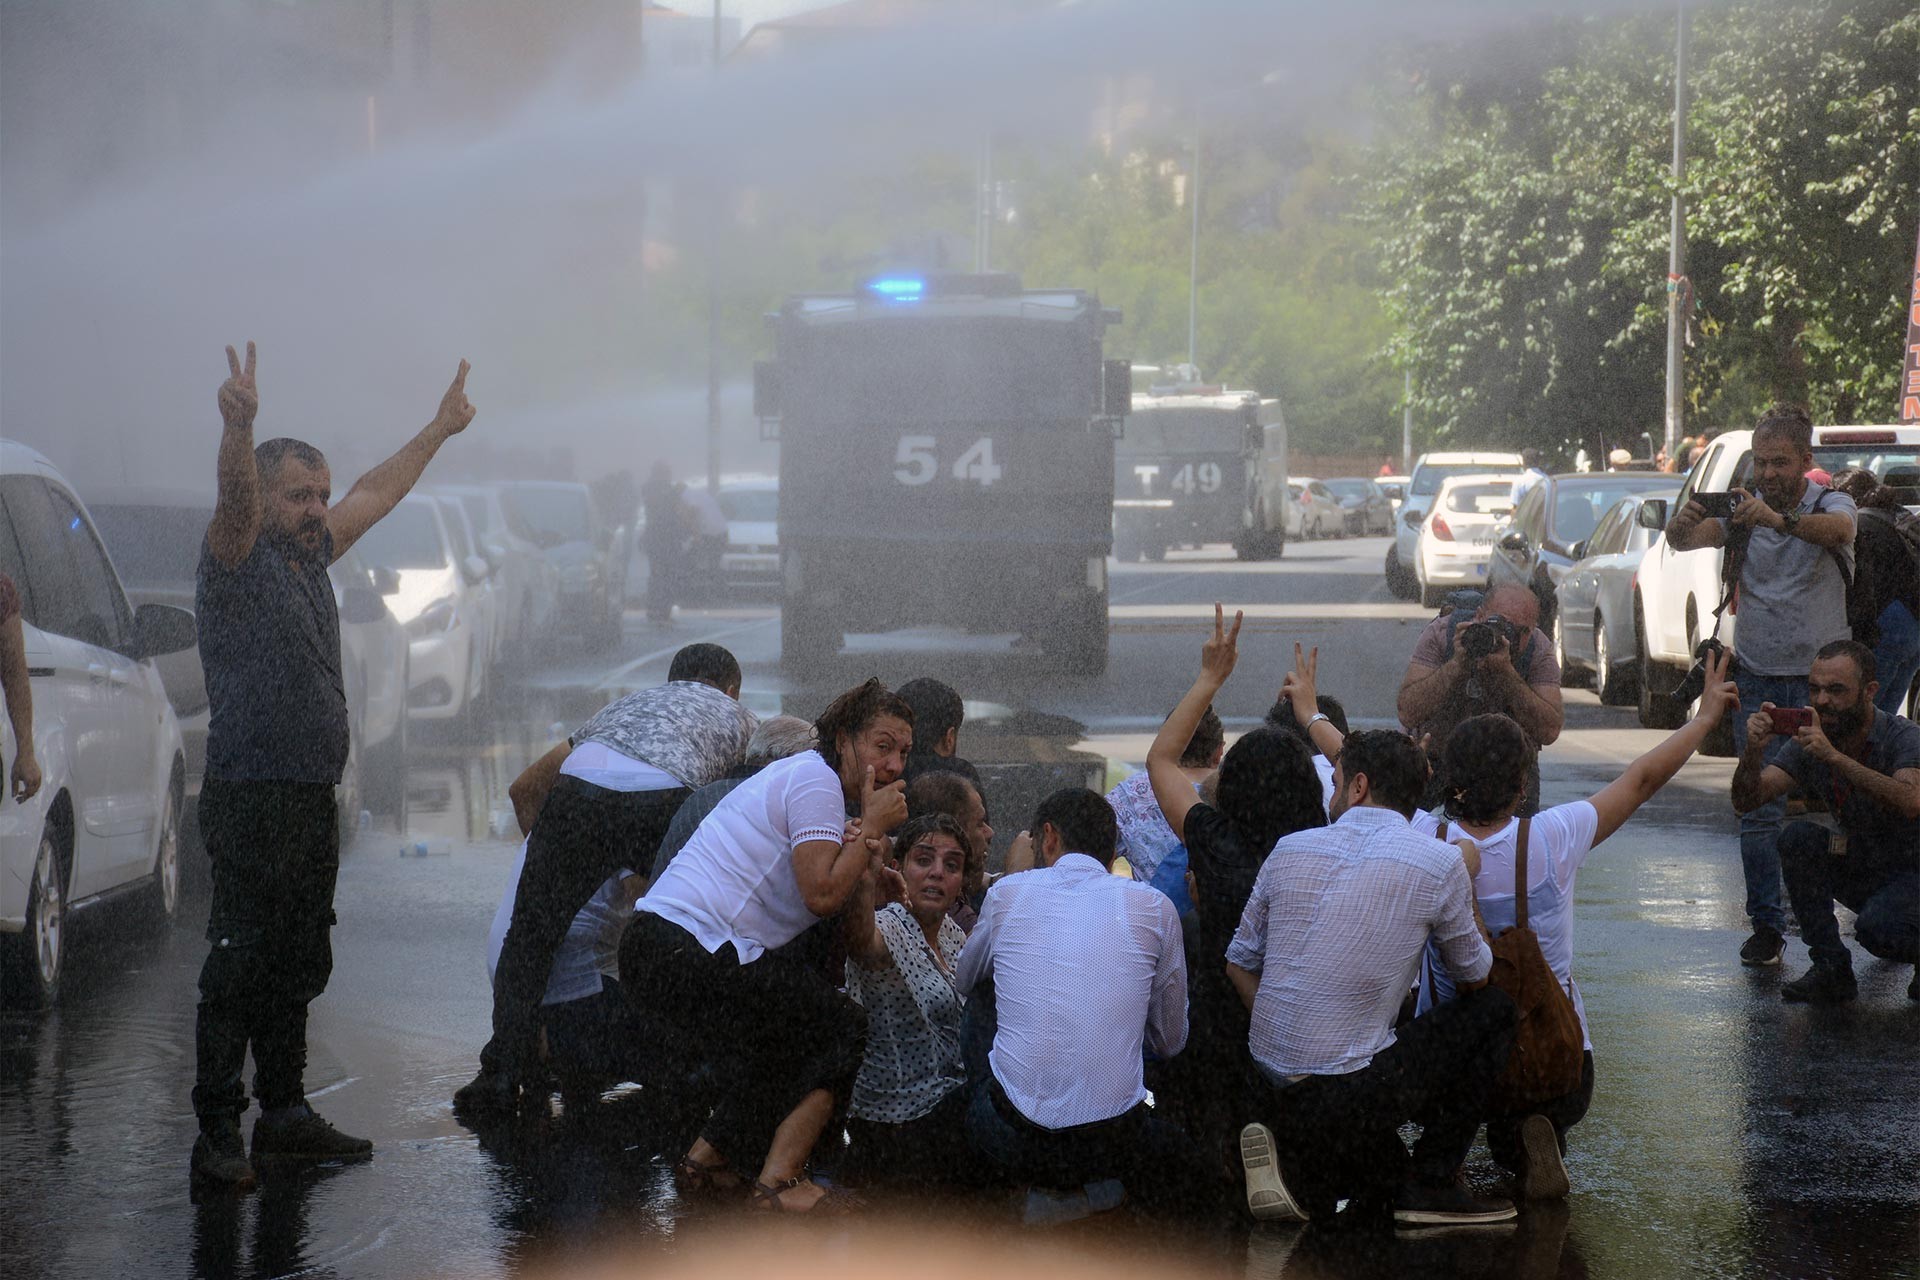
left=1508, top=449, right=1548, bottom=508
left=956, top=788, right=1215, bottom=1219
left=455, top=642, right=756, bottom=1116
left=1227, top=730, right=1519, bottom=1230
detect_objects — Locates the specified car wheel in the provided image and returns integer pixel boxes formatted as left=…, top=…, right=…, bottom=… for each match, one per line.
left=1635, top=605, right=1688, bottom=730
left=1385, top=546, right=1416, bottom=599
left=1594, top=616, right=1637, bottom=706
left=2, top=821, right=67, bottom=1009
left=1144, top=542, right=1166, bottom=563
left=145, top=772, right=183, bottom=927
left=1419, top=578, right=1447, bottom=609
left=1553, top=612, right=1584, bottom=688
left=364, top=657, right=410, bottom=823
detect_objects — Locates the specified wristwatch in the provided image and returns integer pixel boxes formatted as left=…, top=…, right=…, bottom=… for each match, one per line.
left=1305, top=712, right=1332, bottom=731
left=1781, top=511, right=1801, bottom=536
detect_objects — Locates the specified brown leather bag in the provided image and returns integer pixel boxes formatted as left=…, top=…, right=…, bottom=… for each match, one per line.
left=1440, top=817, right=1585, bottom=1106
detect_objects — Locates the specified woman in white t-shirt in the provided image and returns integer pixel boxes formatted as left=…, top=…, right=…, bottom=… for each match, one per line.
left=1411, top=649, right=1737, bottom=1202
left=622, top=679, right=914, bottom=1214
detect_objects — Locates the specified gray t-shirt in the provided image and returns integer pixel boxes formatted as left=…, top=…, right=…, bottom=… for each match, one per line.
left=570, top=681, right=756, bottom=789
left=1775, top=709, right=1920, bottom=865
left=1727, top=485, right=1856, bottom=677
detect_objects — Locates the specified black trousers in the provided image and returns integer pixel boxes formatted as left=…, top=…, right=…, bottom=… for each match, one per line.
left=843, top=1087, right=980, bottom=1190
left=1261, top=985, right=1517, bottom=1219
left=618, top=911, right=868, bottom=1172
left=481, top=776, right=687, bottom=1077
left=192, top=779, right=339, bottom=1123
left=1486, top=1049, right=1595, bottom=1173
left=964, top=1077, right=1220, bottom=1221
left=1779, top=820, right=1920, bottom=970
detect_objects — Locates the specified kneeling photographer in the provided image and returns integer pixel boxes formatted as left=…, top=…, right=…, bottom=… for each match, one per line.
left=1397, top=584, right=1565, bottom=815
left=1731, top=641, right=1920, bottom=1005
left=1664, top=405, right=1856, bottom=968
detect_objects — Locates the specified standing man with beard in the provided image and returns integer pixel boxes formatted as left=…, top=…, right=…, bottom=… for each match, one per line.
left=1665, top=405, right=1857, bottom=968
left=1732, top=641, right=1920, bottom=1004
left=190, top=342, right=476, bottom=1190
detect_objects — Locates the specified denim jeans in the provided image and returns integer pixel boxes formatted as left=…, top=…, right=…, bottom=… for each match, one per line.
left=1778, top=821, right=1920, bottom=970
left=1731, top=669, right=1804, bottom=932
left=1871, top=601, right=1920, bottom=718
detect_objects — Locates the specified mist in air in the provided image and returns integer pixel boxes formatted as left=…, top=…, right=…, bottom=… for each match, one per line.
left=0, top=0, right=1600, bottom=492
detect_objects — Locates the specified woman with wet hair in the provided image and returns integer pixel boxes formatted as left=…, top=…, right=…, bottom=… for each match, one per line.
left=838, top=812, right=978, bottom=1188
left=1145, top=606, right=1328, bottom=1163
left=622, top=678, right=915, bottom=1214
left=1412, top=651, right=1738, bottom=1202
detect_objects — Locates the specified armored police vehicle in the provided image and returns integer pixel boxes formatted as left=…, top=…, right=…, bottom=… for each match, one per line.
left=755, top=273, right=1130, bottom=673
left=1113, top=377, right=1288, bottom=561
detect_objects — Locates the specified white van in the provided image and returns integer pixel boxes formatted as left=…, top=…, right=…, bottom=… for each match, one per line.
left=1634, top=424, right=1920, bottom=727
left=0, top=441, right=195, bottom=1007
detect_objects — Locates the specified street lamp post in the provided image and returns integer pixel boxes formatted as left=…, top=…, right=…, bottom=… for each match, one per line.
left=1187, top=117, right=1201, bottom=371
left=1663, top=2, right=1689, bottom=461
left=706, top=1, right=724, bottom=492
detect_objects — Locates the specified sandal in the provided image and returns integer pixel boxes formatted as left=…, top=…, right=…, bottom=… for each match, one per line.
left=747, top=1174, right=866, bottom=1216
left=673, top=1154, right=743, bottom=1199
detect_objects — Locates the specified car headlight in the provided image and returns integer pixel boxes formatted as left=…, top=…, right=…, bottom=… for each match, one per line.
left=407, top=599, right=457, bottom=639
left=560, top=563, right=597, bottom=588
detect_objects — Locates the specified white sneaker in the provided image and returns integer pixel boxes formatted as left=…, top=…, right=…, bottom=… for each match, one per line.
left=1517, top=1114, right=1570, bottom=1200
left=1239, top=1123, right=1308, bottom=1222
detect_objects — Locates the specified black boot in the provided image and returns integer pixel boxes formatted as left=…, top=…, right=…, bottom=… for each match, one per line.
left=1781, top=961, right=1857, bottom=1004
left=453, top=1067, right=522, bottom=1117
left=251, top=1103, right=373, bottom=1162
left=191, top=1118, right=258, bottom=1190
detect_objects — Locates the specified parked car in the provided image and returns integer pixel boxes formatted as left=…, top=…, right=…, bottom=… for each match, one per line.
left=1378, top=474, right=1410, bottom=509
left=354, top=494, right=491, bottom=722
left=1322, top=477, right=1395, bottom=536
left=683, top=475, right=782, bottom=592
left=428, top=494, right=500, bottom=696
left=0, top=443, right=196, bottom=1007
left=1635, top=423, right=1920, bottom=728
left=1413, top=474, right=1516, bottom=607
left=1285, top=478, right=1346, bottom=539
left=501, top=481, right=626, bottom=651
left=1552, top=491, right=1677, bottom=705
left=1386, top=451, right=1524, bottom=599
left=1487, top=472, right=1682, bottom=629
left=435, top=483, right=554, bottom=665
left=84, top=490, right=413, bottom=835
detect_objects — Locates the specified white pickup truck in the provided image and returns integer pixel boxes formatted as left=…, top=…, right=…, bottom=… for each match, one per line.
left=1634, top=423, right=1920, bottom=729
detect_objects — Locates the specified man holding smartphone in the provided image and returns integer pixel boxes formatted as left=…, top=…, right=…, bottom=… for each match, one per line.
left=1665, top=405, right=1857, bottom=968
left=1731, top=641, right=1920, bottom=1004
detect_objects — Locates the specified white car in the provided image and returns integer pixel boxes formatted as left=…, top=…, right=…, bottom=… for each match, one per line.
left=708, top=475, right=781, bottom=591
left=1414, top=473, right=1517, bottom=607
left=429, top=494, right=500, bottom=696
left=1635, top=423, right=1920, bottom=726
left=437, top=483, right=555, bottom=665
left=1284, top=477, right=1345, bottom=539
left=353, top=494, right=491, bottom=722
left=0, top=441, right=196, bottom=1007
left=1387, top=451, right=1525, bottom=599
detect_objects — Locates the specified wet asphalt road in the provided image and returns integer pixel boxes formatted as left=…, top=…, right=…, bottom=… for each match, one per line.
left=2, top=535, right=1915, bottom=1280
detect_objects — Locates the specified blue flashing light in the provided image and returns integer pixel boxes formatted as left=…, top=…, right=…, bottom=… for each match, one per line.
left=865, top=276, right=925, bottom=301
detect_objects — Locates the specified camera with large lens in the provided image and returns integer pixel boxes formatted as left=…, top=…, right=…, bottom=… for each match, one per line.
left=1459, top=614, right=1515, bottom=662
left=1671, top=637, right=1727, bottom=706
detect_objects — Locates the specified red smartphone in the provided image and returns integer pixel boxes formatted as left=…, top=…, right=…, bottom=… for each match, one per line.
left=1768, top=707, right=1813, bottom=735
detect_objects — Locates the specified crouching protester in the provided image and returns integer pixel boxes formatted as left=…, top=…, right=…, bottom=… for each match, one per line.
left=956, top=789, right=1219, bottom=1221
left=1227, top=730, right=1518, bottom=1230
left=1411, top=649, right=1739, bottom=1201
left=1731, top=641, right=1920, bottom=1004
left=838, top=814, right=978, bottom=1189
left=620, top=680, right=914, bottom=1214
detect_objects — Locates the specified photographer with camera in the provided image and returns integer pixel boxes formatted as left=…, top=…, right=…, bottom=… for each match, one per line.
left=1397, top=584, right=1565, bottom=815
left=1665, top=405, right=1857, bottom=968
left=1730, top=641, right=1919, bottom=1004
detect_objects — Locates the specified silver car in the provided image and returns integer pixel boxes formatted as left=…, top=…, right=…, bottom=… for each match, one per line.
left=1552, top=491, right=1676, bottom=706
